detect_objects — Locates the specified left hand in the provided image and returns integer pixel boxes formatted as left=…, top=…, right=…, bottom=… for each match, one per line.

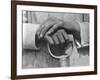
left=36, top=17, right=80, bottom=41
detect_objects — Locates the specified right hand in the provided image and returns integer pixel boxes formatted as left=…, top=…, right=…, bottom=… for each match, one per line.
left=45, top=29, right=69, bottom=45
left=45, top=29, right=73, bottom=58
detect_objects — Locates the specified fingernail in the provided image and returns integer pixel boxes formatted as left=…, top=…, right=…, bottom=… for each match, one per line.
left=37, top=31, right=39, bottom=35
left=40, top=34, right=43, bottom=38
left=47, top=31, right=51, bottom=34
left=37, top=32, right=39, bottom=37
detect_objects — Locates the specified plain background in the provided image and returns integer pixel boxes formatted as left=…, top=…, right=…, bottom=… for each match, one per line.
left=0, top=0, right=99, bottom=80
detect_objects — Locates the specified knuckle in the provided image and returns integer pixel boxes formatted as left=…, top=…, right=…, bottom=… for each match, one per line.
left=59, top=21, right=63, bottom=24
left=57, top=29, right=64, bottom=33
left=61, top=29, right=65, bottom=32
left=62, top=40, right=65, bottom=43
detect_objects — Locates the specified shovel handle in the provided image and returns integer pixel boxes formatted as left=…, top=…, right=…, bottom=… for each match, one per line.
left=59, top=57, right=70, bottom=67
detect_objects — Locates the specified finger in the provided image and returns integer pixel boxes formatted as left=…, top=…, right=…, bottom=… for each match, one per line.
left=45, top=34, right=54, bottom=45
left=39, top=20, right=55, bottom=38
left=36, top=25, right=44, bottom=38
left=61, top=30, right=69, bottom=40
left=57, top=30, right=65, bottom=43
left=39, top=17, right=63, bottom=38
left=36, top=18, right=52, bottom=38
left=37, top=18, right=50, bottom=35
left=47, top=22, right=63, bottom=35
left=52, top=34, right=59, bottom=45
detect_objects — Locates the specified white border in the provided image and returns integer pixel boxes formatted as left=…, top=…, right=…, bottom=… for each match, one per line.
left=17, top=5, right=94, bottom=75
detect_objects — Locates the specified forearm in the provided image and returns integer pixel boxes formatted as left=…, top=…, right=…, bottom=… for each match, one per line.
left=63, top=21, right=81, bottom=41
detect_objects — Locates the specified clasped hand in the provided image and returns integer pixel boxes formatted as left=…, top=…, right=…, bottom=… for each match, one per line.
left=36, top=17, right=80, bottom=45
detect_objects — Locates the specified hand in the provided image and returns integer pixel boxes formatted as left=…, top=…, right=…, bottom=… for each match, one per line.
left=45, top=29, right=69, bottom=45
left=45, top=29, right=73, bottom=57
left=36, top=17, right=64, bottom=38
left=36, top=17, right=80, bottom=41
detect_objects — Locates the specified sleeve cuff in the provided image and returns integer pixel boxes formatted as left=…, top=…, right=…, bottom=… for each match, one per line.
left=75, top=22, right=89, bottom=48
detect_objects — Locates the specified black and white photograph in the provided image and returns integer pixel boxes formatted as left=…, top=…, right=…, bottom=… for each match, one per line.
left=22, top=11, right=90, bottom=68
left=11, top=1, right=97, bottom=79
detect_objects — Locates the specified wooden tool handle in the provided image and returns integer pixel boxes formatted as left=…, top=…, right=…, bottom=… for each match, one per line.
left=59, top=57, right=70, bottom=67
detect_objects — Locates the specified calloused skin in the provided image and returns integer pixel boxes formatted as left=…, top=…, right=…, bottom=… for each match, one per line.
left=36, top=17, right=81, bottom=45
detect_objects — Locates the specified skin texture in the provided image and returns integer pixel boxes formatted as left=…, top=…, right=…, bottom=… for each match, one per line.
left=45, top=29, right=69, bottom=45
left=36, top=17, right=81, bottom=45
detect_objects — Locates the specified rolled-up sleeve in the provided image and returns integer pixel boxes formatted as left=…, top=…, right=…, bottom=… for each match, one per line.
left=76, top=22, right=89, bottom=48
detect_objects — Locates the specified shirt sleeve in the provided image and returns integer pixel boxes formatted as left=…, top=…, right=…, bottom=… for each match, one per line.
left=75, top=22, right=89, bottom=48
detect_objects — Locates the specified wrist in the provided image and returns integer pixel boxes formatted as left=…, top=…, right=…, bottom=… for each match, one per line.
left=63, top=21, right=81, bottom=41
left=63, top=21, right=80, bottom=31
